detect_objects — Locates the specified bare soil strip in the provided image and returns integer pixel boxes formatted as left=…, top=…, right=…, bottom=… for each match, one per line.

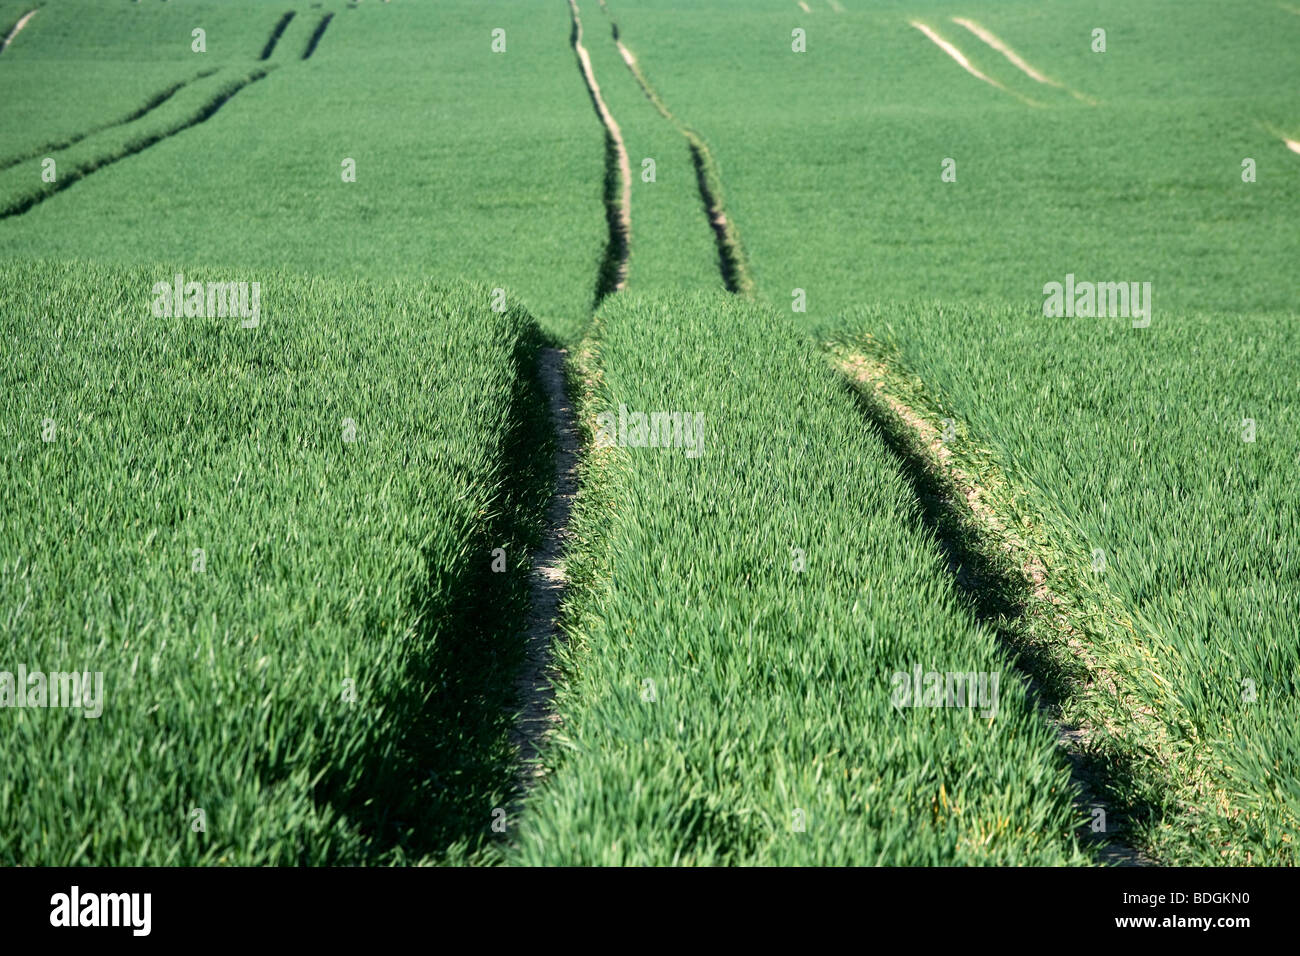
left=301, top=12, right=333, bottom=60
left=600, top=4, right=754, bottom=295
left=0, top=68, right=275, bottom=220
left=952, top=17, right=1095, bottom=104
left=910, top=21, right=1041, bottom=107
left=0, top=68, right=220, bottom=172
left=260, top=11, right=296, bottom=61
left=510, top=348, right=580, bottom=793
left=684, top=139, right=750, bottom=295
left=570, top=0, right=631, bottom=297
left=0, top=8, right=36, bottom=55
left=836, top=351, right=1152, bottom=865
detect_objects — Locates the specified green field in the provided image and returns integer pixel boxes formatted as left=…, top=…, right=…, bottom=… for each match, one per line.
left=1, top=261, right=551, bottom=864
left=0, top=0, right=1295, bottom=866
left=595, top=0, right=1300, bottom=863
left=509, top=292, right=1087, bottom=865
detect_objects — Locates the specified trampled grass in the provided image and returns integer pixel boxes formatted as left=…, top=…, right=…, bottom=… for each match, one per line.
left=0, top=261, right=551, bottom=864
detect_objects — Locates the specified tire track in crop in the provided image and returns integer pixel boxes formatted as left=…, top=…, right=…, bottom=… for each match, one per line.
left=0, top=67, right=274, bottom=220
left=301, top=13, right=333, bottom=60
left=260, top=10, right=297, bottom=61
left=0, top=68, right=219, bottom=172
left=570, top=0, right=631, bottom=301
left=599, top=2, right=753, bottom=295
left=510, top=347, right=579, bottom=795
left=910, top=21, right=1042, bottom=108
left=1258, top=120, right=1300, bottom=155
left=951, top=18, right=1095, bottom=105
left=835, top=351, right=1156, bottom=865
left=0, top=7, right=36, bottom=55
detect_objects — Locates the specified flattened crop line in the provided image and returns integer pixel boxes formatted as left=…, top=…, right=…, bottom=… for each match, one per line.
left=834, top=349, right=1156, bottom=865
left=685, top=138, right=751, bottom=295
left=301, top=12, right=333, bottom=60
left=260, top=10, right=296, bottom=61
left=0, top=69, right=220, bottom=171
left=570, top=0, right=631, bottom=301
left=0, top=67, right=275, bottom=220
left=510, top=347, right=579, bottom=797
left=910, top=20, right=1041, bottom=108
left=951, top=17, right=1095, bottom=105
left=0, top=8, right=37, bottom=55
left=599, top=2, right=753, bottom=295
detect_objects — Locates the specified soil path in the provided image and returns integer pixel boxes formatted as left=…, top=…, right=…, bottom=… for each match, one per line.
left=510, top=348, right=580, bottom=792
left=910, top=21, right=1040, bottom=107
left=570, top=0, right=631, bottom=295
left=0, top=9, right=37, bottom=55
left=952, top=17, right=1095, bottom=104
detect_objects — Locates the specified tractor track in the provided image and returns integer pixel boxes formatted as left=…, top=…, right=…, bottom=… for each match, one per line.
left=301, top=12, right=333, bottom=60
left=509, top=347, right=580, bottom=799
left=910, top=20, right=1041, bottom=108
left=569, top=0, right=631, bottom=301
left=837, top=350, right=1157, bottom=866
left=952, top=17, right=1095, bottom=105
left=0, top=8, right=36, bottom=56
left=0, top=69, right=219, bottom=172
left=600, top=1, right=753, bottom=296
left=0, top=67, right=274, bottom=220
left=260, top=10, right=297, bottom=61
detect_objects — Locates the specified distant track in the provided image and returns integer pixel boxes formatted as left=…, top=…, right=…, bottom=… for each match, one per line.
left=1259, top=120, right=1300, bottom=155
left=951, top=17, right=1095, bottom=104
left=301, top=13, right=333, bottom=60
left=260, top=11, right=296, bottom=61
left=569, top=0, right=631, bottom=301
left=0, top=68, right=274, bottom=220
left=0, top=69, right=220, bottom=172
left=836, top=351, right=1151, bottom=867
left=910, top=20, right=1041, bottom=108
left=0, top=8, right=37, bottom=56
left=599, top=2, right=753, bottom=295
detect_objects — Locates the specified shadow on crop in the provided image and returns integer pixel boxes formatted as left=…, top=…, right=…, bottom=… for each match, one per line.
left=838, top=372, right=1159, bottom=866
left=311, top=321, right=555, bottom=864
